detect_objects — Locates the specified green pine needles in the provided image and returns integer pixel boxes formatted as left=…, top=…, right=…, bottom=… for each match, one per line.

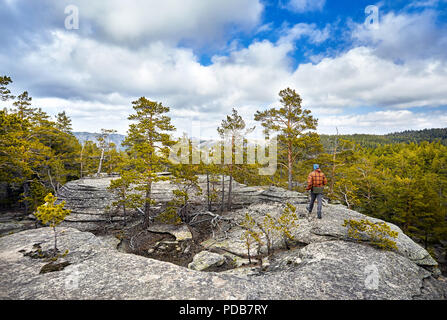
left=34, top=193, right=71, bottom=254
left=240, top=202, right=299, bottom=263
left=342, top=219, right=398, bottom=251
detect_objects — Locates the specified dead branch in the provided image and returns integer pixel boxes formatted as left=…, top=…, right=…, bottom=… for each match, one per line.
left=188, top=211, right=235, bottom=240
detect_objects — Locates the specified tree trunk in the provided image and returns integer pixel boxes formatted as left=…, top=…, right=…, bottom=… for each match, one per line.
left=97, top=148, right=105, bottom=175
left=330, top=130, right=339, bottom=197
left=227, top=175, right=233, bottom=211
left=288, top=141, right=293, bottom=191
left=227, top=135, right=235, bottom=210
left=144, top=176, right=152, bottom=227
left=123, top=203, right=127, bottom=226
left=48, top=169, right=57, bottom=194
left=206, top=172, right=211, bottom=211
left=23, top=182, right=30, bottom=214
left=220, top=174, right=225, bottom=213
left=330, top=154, right=336, bottom=197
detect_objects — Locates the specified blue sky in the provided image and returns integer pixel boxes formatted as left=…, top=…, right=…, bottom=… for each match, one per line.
left=1, top=0, right=447, bottom=138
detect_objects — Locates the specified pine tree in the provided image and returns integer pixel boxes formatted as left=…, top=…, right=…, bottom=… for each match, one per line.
left=123, top=97, right=176, bottom=226
left=0, top=75, right=15, bottom=101
left=1, top=81, right=81, bottom=212
left=217, top=108, right=254, bottom=211
left=13, top=91, right=35, bottom=120
left=35, top=193, right=71, bottom=254
left=255, top=88, right=318, bottom=190
left=55, top=111, right=73, bottom=133
left=108, top=168, right=143, bottom=226
left=96, top=129, right=117, bottom=175
left=166, top=160, right=202, bottom=223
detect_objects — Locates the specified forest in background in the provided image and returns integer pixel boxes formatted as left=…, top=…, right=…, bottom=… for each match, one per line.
left=1, top=75, right=446, bottom=258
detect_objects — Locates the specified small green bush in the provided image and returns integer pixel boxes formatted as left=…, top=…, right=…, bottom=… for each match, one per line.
left=240, top=202, right=299, bottom=259
left=34, top=193, right=71, bottom=255
left=342, top=219, right=398, bottom=251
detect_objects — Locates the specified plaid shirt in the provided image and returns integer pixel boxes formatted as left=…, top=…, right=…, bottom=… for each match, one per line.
left=306, top=169, right=327, bottom=190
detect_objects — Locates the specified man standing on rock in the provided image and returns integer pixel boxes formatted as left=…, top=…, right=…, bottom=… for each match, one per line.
left=306, top=164, right=327, bottom=219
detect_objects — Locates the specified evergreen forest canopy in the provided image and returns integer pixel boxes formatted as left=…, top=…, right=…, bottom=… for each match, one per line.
left=320, top=128, right=447, bottom=150
left=1, top=75, right=446, bottom=254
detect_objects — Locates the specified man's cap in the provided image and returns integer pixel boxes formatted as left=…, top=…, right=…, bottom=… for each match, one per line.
left=313, top=164, right=319, bottom=170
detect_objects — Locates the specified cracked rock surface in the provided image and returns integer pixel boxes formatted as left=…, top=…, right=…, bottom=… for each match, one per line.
left=1, top=227, right=445, bottom=300
left=2, top=177, right=445, bottom=300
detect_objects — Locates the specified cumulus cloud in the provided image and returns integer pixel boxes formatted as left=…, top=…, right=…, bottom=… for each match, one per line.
left=6, top=30, right=445, bottom=136
left=318, top=110, right=447, bottom=135
left=407, top=0, right=447, bottom=8
left=285, top=0, right=326, bottom=13
left=1, top=1, right=446, bottom=137
left=57, top=0, right=263, bottom=46
left=290, top=47, right=447, bottom=110
left=351, top=9, right=447, bottom=62
left=0, top=0, right=264, bottom=51
left=278, top=23, right=331, bottom=44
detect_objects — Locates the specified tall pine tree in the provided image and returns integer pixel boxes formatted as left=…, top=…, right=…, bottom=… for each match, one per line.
left=123, top=97, right=176, bottom=226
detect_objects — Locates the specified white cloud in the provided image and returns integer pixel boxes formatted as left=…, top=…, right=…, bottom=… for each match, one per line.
left=318, top=110, right=447, bottom=135
left=53, top=0, right=264, bottom=46
left=290, top=47, right=447, bottom=110
left=10, top=29, right=445, bottom=136
left=278, top=23, right=331, bottom=44
left=351, top=10, right=447, bottom=62
left=407, top=0, right=446, bottom=8
left=2, top=4, right=447, bottom=137
left=285, top=0, right=326, bottom=13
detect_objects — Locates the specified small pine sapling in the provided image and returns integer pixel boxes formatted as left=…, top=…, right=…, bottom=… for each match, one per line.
left=275, top=202, right=299, bottom=249
left=108, top=170, right=144, bottom=226
left=34, top=193, right=71, bottom=256
left=240, top=213, right=264, bottom=263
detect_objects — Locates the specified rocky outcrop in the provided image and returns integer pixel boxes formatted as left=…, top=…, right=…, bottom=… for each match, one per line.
left=0, top=213, right=35, bottom=237
left=202, top=202, right=439, bottom=269
left=1, top=227, right=445, bottom=300
left=2, top=176, right=444, bottom=300
left=187, top=251, right=226, bottom=271
left=54, top=176, right=306, bottom=232
left=56, top=177, right=124, bottom=232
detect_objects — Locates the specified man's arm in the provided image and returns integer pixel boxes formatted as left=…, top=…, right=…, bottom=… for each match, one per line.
left=306, top=173, right=313, bottom=190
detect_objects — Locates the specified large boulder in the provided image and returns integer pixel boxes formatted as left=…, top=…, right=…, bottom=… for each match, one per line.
left=0, top=227, right=445, bottom=300
left=202, top=202, right=438, bottom=269
left=188, top=251, right=226, bottom=271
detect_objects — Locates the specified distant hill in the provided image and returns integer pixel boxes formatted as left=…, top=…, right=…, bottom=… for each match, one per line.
left=73, top=132, right=126, bottom=151
left=72, top=133, right=267, bottom=152
left=74, top=128, right=447, bottom=152
left=320, top=128, right=447, bottom=150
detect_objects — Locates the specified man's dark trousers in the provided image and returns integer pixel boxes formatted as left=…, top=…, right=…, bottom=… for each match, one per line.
left=307, top=192, right=323, bottom=218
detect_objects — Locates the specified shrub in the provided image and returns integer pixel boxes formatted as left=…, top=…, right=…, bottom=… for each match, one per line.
left=240, top=213, right=264, bottom=263
left=342, top=218, right=398, bottom=251
left=156, top=206, right=182, bottom=225
left=240, top=202, right=299, bottom=259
